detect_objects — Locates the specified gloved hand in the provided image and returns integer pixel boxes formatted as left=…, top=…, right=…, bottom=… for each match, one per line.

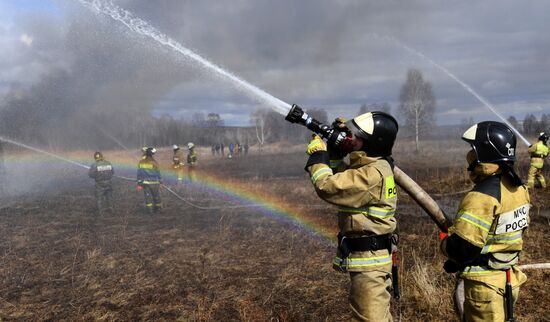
left=332, top=117, right=348, bottom=131
left=328, top=117, right=349, bottom=159
left=443, top=260, right=462, bottom=273
left=306, top=134, right=327, bottom=155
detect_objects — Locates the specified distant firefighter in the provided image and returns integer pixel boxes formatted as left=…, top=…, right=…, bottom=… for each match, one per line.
left=228, top=142, right=234, bottom=158
left=172, top=144, right=185, bottom=185
left=187, top=142, right=197, bottom=182
left=88, top=151, right=114, bottom=214
left=527, top=132, right=548, bottom=189
left=137, top=147, right=162, bottom=214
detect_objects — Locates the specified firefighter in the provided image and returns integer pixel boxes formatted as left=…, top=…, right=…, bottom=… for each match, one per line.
left=305, top=112, right=399, bottom=321
left=137, top=147, right=162, bottom=213
left=526, top=132, right=548, bottom=189
left=88, top=151, right=114, bottom=214
left=172, top=144, right=185, bottom=185
left=440, top=121, right=530, bottom=322
left=187, top=142, right=197, bottom=182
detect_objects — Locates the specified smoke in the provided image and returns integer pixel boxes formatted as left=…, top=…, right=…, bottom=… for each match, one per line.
left=2, top=0, right=549, bottom=147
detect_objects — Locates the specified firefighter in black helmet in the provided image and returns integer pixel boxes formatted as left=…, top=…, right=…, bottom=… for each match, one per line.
left=137, top=147, right=162, bottom=213
left=527, top=132, right=549, bottom=189
left=440, top=121, right=530, bottom=321
left=88, top=151, right=114, bottom=214
left=305, top=111, right=399, bottom=322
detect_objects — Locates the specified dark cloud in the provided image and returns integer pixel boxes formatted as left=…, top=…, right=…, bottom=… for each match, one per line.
left=1, top=0, right=549, bottom=144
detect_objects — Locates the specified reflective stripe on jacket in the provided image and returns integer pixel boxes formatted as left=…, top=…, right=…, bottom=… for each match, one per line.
left=528, top=140, right=549, bottom=168
left=308, top=151, right=397, bottom=272
left=88, top=160, right=114, bottom=182
left=137, top=156, right=161, bottom=184
left=447, top=174, right=530, bottom=281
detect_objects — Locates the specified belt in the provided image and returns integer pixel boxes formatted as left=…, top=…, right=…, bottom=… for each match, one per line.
left=338, top=234, right=392, bottom=253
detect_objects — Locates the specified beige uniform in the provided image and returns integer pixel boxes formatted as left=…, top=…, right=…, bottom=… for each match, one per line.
left=308, top=151, right=397, bottom=322
left=527, top=140, right=548, bottom=188
left=442, top=169, right=530, bottom=322
left=172, top=149, right=185, bottom=183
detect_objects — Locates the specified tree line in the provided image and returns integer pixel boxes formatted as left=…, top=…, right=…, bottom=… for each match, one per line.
left=1, top=67, right=546, bottom=151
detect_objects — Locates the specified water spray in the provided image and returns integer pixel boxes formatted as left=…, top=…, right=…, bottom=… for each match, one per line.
left=0, top=135, right=90, bottom=170
left=374, top=34, right=531, bottom=146
left=77, top=0, right=291, bottom=115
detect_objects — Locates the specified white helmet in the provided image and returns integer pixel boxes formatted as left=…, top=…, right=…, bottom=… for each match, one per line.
left=172, top=144, right=179, bottom=150
left=188, top=142, right=194, bottom=149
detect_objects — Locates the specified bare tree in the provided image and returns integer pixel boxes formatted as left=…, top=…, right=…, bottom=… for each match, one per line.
left=251, top=109, right=270, bottom=152
left=523, top=114, right=538, bottom=136
left=398, top=69, right=436, bottom=151
left=507, top=116, right=519, bottom=131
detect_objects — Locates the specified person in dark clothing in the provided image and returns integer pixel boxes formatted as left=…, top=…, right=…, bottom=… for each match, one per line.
left=88, top=151, right=114, bottom=214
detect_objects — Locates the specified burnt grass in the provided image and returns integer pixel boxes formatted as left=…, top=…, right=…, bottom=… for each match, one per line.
left=0, top=148, right=549, bottom=321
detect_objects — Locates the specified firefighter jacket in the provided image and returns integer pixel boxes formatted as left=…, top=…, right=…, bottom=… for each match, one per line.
left=187, top=149, right=197, bottom=166
left=307, top=151, right=397, bottom=272
left=172, top=149, right=184, bottom=168
left=528, top=140, right=548, bottom=169
left=441, top=166, right=530, bottom=284
left=88, top=160, right=114, bottom=183
left=137, top=156, right=161, bottom=185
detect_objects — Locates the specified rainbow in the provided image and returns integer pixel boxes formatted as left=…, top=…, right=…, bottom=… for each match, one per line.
left=3, top=148, right=338, bottom=246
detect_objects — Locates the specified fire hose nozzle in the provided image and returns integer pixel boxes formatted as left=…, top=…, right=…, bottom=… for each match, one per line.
left=285, top=104, right=307, bottom=124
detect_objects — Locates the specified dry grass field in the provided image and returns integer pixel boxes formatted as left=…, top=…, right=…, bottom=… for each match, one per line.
left=0, top=141, right=548, bottom=321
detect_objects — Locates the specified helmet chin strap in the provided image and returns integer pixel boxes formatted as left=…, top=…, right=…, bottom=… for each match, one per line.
left=500, top=163, right=523, bottom=186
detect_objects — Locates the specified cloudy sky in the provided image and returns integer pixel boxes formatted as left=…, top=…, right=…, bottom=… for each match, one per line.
left=1, top=0, right=549, bottom=126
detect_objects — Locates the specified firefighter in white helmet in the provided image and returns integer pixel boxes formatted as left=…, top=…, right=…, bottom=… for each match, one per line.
left=172, top=144, right=185, bottom=185
left=440, top=121, right=530, bottom=322
left=305, top=111, right=399, bottom=321
left=187, top=142, right=197, bottom=182
left=526, top=132, right=548, bottom=189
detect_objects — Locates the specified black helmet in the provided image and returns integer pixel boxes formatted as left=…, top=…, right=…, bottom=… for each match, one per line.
left=539, top=132, right=549, bottom=144
left=94, top=151, right=103, bottom=161
left=462, top=121, right=516, bottom=164
left=346, top=111, right=398, bottom=157
left=143, top=147, right=156, bottom=157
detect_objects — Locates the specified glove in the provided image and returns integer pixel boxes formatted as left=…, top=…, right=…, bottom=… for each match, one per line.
left=136, top=185, right=143, bottom=192
left=443, top=260, right=462, bottom=273
left=328, top=117, right=350, bottom=159
left=306, top=134, right=327, bottom=155
left=331, top=117, right=348, bottom=131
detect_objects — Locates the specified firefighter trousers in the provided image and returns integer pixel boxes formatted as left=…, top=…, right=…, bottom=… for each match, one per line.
left=95, top=182, right=113, bottom=213
left=143, top=184, right=161, bottom=212
left=349, top=268, right=393, bottom=322
left=527, top=165, right=546, bottom=188
left=462, top=279, right=519, bottom=322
